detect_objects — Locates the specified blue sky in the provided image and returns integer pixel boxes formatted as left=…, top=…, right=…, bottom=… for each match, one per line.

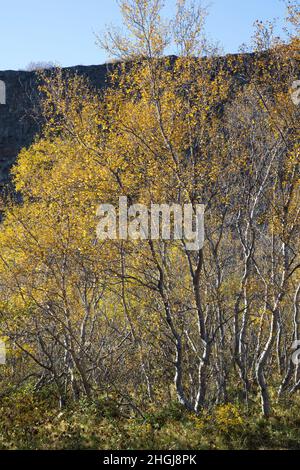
left=0, top=0, right=288, bottom=70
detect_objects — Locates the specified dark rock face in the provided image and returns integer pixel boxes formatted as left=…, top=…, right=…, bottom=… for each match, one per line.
left=0, top=64, right=109, bottom=186
left=0, top=70, right=38, bottom=185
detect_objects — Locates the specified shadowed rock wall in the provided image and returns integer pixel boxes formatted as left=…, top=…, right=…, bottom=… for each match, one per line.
left=0, top=64, right=109, bottom=187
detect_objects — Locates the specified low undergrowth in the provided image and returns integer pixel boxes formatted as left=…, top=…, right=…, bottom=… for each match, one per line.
left=0, top=388, right=300, bottom=450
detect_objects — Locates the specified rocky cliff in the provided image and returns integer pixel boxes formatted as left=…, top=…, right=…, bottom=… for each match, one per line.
left=0, top=64, right=109, bottom=187
left=0, top=52, right=297, bottom=190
